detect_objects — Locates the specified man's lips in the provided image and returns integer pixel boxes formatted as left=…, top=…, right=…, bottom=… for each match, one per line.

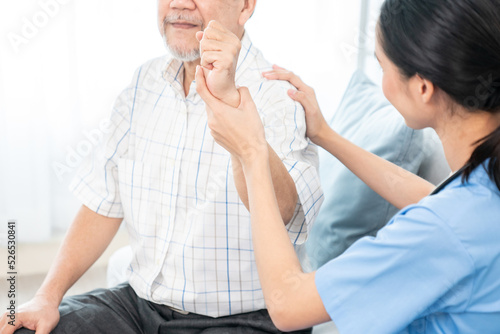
left=169, top=21, right=199, bottom=29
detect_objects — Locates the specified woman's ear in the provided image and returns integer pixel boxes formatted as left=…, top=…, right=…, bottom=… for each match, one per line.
left=412, top=74, right=435, bottom=104
left=238, top=0, right=257, bottom=26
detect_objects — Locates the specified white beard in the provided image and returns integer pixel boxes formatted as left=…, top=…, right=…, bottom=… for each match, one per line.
left=163, top=35, right=200, bottom=62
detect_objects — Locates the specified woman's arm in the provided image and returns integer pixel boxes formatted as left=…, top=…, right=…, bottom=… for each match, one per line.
left=195, top=66, right=331, bottom=331
left=263, top=66, right=435, bottom=209
left=317, top=127, right=434, bottom=209
left=242, top=152, right=331, bottom=331
left=196, top=22, right=298, bottom=225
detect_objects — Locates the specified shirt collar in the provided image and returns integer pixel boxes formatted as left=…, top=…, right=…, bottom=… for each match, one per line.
left=161, top=57, right=185, bottom=89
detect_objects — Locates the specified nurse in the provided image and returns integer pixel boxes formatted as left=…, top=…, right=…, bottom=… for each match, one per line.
left=196, top=0, right=500, bottom=332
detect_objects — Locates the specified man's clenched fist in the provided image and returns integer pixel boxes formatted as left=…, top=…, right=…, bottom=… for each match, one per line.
left=196, top=20, right=241, bottom=108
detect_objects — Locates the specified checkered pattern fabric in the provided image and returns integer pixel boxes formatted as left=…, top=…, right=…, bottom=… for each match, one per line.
left=70, top=33, right=323, bottom=317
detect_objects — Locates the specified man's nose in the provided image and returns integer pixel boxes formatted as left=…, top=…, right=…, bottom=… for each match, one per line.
left=170, top=0, right=196, bottom=10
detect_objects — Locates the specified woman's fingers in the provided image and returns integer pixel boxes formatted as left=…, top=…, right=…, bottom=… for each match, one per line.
left=237, top=86, right=257, bottom=109
left=262, top=65, right=327, bottom=143
left=287, top=89, right=317, bottom=114
left=287, top=89, right=307, bottom=102
left=262, top=65, right=316, bottom=109
left=262, top=68, right=310, bottom=93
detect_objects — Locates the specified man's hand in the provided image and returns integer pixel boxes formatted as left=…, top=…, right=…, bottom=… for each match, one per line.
left=0, top=205, right=122, bottom=334
left=0, top=294, right=60, bottom=334
left=196, top=20, right=241, bottom=108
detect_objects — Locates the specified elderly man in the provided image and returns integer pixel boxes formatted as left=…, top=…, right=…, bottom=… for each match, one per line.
left=3, top=0, right=322, bottom=333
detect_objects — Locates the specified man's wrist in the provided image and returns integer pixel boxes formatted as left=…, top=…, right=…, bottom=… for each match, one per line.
left=222, top=89, right=241, bottom=108
left=35, top=288, right=63, bottom=307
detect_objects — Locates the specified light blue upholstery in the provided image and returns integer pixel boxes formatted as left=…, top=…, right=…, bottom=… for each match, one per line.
left=305, top=71, right=426, bottom=270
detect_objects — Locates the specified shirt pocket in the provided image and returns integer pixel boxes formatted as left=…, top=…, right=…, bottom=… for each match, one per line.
left=118, top=158, right=154, bottom=234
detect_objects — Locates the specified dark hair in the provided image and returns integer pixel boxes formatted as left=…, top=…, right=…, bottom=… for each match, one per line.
left=378, top=0, right=500, bottom=190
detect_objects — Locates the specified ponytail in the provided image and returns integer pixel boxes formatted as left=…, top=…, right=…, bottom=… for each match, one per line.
left=464, top=125, right=500, bottom=191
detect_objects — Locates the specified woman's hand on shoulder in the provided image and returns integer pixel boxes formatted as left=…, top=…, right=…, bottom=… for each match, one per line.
left=263, top=65, right=330, bottom=145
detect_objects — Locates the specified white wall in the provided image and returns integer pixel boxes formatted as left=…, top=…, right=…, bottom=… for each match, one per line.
left=247, top=1, right=362, bottom=119
left=0, top=0, right=164, bottom=243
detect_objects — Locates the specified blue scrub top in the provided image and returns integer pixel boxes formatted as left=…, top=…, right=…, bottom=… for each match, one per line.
left=315, top=164, right=500, bottom=333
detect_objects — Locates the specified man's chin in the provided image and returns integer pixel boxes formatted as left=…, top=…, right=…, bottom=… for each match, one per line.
left=167, top=49, right=200, bottom=62
left=163, top=40, right=200, bottom=62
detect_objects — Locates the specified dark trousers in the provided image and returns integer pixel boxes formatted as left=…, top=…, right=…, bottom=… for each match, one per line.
left=16, top=283, right=312, bottom=334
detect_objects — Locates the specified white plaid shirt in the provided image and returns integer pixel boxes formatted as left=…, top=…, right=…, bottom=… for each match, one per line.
left=70, top=33, right=323, bottom=317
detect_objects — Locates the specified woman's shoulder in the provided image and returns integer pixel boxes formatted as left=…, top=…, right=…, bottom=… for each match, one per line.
left=414, top=165, right=500, bottom=262
left=421, top=165, right=500, bottom=216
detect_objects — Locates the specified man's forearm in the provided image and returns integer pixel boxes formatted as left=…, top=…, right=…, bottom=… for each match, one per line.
left=36, top=205, right=122, bottom=305
left=232, top=143, right=298, bottom=225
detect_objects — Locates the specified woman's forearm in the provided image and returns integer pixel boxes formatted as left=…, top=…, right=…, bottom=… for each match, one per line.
left=231, top=143, right=298, bottom=226
left=316, top=127, right=434, bottom=209
left=242, top=151, right=302, bottom=295
left=262, top=67, right=433, bottom=208
left=242, top=152, right=329, bottom=331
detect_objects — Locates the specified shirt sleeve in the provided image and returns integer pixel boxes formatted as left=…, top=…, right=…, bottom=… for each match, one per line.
left=258, top=83, right=324, bottom=245
left=69, top=68, right=141, bottom=218
left=314, top=205, right=475, bottom=334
